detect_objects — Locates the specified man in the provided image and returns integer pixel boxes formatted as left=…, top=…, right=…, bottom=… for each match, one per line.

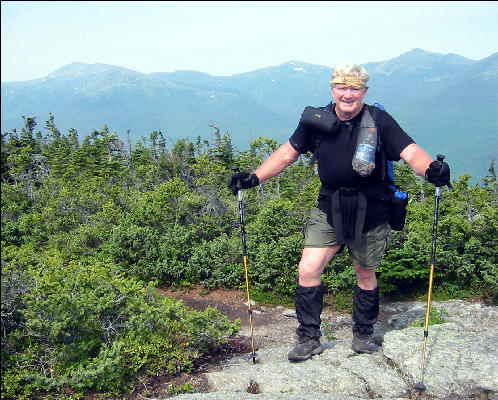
left=228, top=61, right=451, bottom=362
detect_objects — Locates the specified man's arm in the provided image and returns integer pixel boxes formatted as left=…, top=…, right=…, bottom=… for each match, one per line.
left=254, top=141, right=301, bottom=183
left=399, top=143, right=433, bottom=177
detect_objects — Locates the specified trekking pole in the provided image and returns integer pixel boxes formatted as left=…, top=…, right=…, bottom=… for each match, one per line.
left=232, top=166, right=258, bottom=364
left=414, top=154, right=447, bottom=392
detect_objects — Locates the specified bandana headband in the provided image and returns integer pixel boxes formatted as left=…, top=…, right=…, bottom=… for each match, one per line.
left=330, top=76, right=368, bottom=88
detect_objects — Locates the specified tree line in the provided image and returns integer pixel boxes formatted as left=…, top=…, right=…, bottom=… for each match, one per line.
left=1, top=114, right=497, bottom=399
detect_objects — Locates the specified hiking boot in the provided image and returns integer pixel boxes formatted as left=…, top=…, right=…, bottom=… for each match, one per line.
left=352, top=332, right=380, bottom=354
left=287, top=337, right=323, bottom=362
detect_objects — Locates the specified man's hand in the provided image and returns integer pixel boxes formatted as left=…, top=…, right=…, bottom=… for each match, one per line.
left=228, top=172, right=259, bottom=195
left=425, top=160, right=451, bottom=187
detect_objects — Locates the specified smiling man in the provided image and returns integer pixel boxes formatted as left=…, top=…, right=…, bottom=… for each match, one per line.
left=228, top=61, right=451, bottom=363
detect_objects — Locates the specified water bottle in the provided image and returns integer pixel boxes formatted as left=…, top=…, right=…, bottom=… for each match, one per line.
left=352, top=110, right=377, bottom=177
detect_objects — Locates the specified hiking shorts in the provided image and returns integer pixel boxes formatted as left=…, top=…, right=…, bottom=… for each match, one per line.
left=304, top=207, right=392, bottom=269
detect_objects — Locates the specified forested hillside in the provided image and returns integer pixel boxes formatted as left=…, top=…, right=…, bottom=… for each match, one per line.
left=1, top=115, right=497, bottom=399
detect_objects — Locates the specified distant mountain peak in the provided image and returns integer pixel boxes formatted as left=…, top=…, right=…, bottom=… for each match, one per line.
left=365, top=48, right=475, bottom=76
left=402, top=48, right=428, bottom=55
left=48, top=62, right=143, bottom=79
left=398, top=48, right=474, bottom=64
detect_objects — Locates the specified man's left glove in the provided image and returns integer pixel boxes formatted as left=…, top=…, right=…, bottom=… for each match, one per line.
left=228, top=172, right=260, bottom=195
left=425, top=160, right=451, bottom=187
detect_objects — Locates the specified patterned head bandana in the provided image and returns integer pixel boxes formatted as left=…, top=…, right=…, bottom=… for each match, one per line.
left=330, top=75, right=368, bottom=88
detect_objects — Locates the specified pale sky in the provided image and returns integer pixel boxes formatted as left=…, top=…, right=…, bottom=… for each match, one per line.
left=1, top=1, right=498, bottom=82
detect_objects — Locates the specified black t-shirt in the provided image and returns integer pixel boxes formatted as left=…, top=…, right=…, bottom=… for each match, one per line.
left=289, top=103, right=415, bottom=231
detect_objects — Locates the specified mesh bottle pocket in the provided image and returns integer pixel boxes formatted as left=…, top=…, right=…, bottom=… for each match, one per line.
left=389, top=192, right=408, bottom=231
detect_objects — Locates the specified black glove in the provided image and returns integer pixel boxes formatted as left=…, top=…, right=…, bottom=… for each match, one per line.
left=228, top=172, right=259, bottom=195
left=425, top=160, right=451, bottom=187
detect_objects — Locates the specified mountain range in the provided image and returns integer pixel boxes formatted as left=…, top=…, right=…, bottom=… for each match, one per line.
left=2, top=48, right=497, bottom=181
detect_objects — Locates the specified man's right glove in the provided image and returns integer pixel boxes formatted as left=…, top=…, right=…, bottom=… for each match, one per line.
left=228, top=172, right=259, bottom=195
left=425, top=160, right=451, bottom=187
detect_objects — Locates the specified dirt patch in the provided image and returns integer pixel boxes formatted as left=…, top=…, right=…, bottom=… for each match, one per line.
left=159, top=286, right=254, bottom=325
left=159, top=286, right=294, bottom=329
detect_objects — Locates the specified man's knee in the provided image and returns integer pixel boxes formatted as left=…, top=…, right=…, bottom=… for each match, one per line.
left=298, top=247, right=339, bottom=286
left=298, top=259, right=322, bottom=285
left=354, top=264, right=377, bottom=290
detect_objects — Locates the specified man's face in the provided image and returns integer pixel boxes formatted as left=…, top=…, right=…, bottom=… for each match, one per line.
left=331, top=84, right=368, bottom=120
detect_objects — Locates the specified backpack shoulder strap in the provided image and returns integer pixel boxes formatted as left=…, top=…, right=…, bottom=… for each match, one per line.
left=369, top=104, right=394, bottom=189
left=308, top=102, right=335, bottom=168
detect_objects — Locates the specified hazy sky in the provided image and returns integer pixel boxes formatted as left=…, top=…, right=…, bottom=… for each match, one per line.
left=2, top=1, right=497, bottom=82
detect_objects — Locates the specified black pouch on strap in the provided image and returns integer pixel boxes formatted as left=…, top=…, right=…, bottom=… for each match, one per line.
left=300, top=106, right=339, bottom=134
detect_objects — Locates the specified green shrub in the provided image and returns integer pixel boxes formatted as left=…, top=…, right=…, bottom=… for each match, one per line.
left=187, top=233, right=243, bottom=289
left=101, top=219, right=160, bottom=280
left=1, top=246, right=239, bottom=399
left=251, top=233, right=302, bottom=295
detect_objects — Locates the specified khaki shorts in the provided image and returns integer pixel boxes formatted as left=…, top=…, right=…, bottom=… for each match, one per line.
left=304, top=207, right=392, bottom=269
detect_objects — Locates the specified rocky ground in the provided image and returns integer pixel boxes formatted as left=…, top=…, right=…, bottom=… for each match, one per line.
left=121, top=287, right=497, bottom=400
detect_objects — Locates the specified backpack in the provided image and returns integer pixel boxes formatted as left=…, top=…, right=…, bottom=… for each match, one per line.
left=370, top=103, right=408, bottom=230
left=371, top=103, right=408, bottom=231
